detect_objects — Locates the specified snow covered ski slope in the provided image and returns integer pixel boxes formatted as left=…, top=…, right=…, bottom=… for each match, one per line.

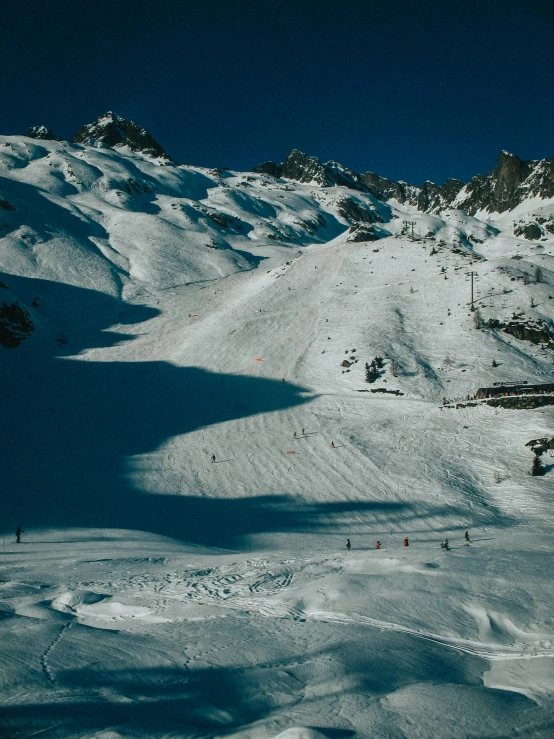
left=1, top=131, right=554, bottom=738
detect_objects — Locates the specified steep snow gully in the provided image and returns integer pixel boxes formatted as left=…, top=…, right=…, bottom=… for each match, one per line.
left=1, top=131, right=553, bottom=738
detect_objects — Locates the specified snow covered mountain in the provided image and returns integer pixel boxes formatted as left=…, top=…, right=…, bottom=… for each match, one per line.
left=72, top=111, right=173, bottom=161
left=257, top=147, right=554, bottom=220
left=26, top=124, right=62, bottom=141
left=1, top=115, right=554, bottom=738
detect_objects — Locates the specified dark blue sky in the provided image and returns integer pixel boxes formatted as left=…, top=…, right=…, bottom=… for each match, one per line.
left=2, top=0, right=553, bottom=184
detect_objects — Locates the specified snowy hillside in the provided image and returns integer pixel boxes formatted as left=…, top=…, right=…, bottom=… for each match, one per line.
left=1, top=121, right=554, bottom=738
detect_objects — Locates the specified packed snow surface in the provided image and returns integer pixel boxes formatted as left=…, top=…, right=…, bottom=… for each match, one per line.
left=1, top=136, right=554, bottom=737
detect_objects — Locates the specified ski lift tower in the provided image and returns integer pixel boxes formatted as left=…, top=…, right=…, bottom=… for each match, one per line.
left=466, top=270, right=478, bottom=311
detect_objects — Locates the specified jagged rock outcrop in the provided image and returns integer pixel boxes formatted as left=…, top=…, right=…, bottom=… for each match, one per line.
left=361, top=171, right=407, bottom=202
left=253, top=149, right=367, bottom=191
left=362, top=151, right=554, bottom=214
left=456, top=151, right=534, bottom=214
left=72, top=111, right=172, bottom=161
left=26, top=125, right=61, bottom=141
left=346, top=224, right=385, bottom=242
left=416, top=178, right=465, bottom=212
left=253, top=148, right=554, bottom=217
left=485, top=317, right=554, bottom=349
left=514, top=222, right=543, bottom=240
left=336, top=196, right=383, bottom=224
left=0, top=301, right=34, bottom=348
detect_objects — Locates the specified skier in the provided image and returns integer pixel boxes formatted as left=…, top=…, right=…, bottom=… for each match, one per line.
left=346, top=538, right=351, bottom=551
left=403, top=537, right=409, bottom=547
left=211, top=454, right=216, bottom=464
left=16, top=525, right=24, bottom=543
left=331, top=441, right=336, bottom=449
left=302, top=428, right=305, bottom=435
left=376, top=541, right=381, bottom=549
left=464, top=530, right=470, bottom=543
left=293, top=432, right=296, bottom=439
left=441, top=539, right=449, bottom=550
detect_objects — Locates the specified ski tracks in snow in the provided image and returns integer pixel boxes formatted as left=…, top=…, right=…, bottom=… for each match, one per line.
left=72, top=554, right=554, bottom=665
left=78, top=559, right=306, bottom=623
left=309, top=609, right=554, bottom=662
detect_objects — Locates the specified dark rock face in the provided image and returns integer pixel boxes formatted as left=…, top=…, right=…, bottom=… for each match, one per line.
left=253, top=147, right=554, bottom=216
left=414, top=179, right=464, bottom=212
left=503, top=320, right=553, bottom=348
left=252, top=160, right=281, bottom=178
left=361, top=171, right=407, bottom=202
left=458, top=152, right=532, bottom=214
left=72, top=112, right=172, bottom=161
left=346, top=224, right=384, bottom=242
left=336, top=196, right=383, bottom=224
left=486, top=317, right=554, bottom=349
left=26, top=125, right=61, bottom=141
left=514, top=222, right=542, bottom=240
left=0, top=302, right=34, bottom=348
left=253, top=149, right=367, bottom=191
left=494, top=151, right=533, bottom=210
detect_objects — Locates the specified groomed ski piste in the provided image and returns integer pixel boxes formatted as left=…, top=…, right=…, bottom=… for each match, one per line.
left=1, top=134, right=554, bottom=738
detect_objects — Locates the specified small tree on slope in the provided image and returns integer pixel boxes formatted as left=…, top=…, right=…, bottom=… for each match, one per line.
left=531, top=453, right=545, bottom=476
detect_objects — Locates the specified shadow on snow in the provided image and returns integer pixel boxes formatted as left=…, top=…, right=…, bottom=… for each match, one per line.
left=2, top=274, right=470, bottom=547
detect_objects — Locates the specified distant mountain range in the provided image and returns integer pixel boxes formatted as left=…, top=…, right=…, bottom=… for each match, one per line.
left=254, top=149, right=554, bottom=216
left=25, top=112, right=554, bottom=216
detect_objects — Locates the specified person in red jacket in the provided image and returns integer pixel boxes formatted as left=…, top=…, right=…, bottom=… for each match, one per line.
left=403, top=537, right=409, bottom=547
left=376, top=541, right=381, bottom=549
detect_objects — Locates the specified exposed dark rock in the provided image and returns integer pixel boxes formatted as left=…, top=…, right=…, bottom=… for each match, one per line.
left=254, top=146, right=554, bottom=216
left=26, top=125, right=62, bottom=141
left=415, top=178, right=464, bottom=212
left=336, top=196, right=383, bottom=224
left=0, top=302, right=34, bottom=348
left=503, top=320, right=553, bottom=348
left=485, top=317, right=554, bottom=349
left=347, top=224, right=386, bottom=242
left=0, top=199, right=15, bottom=211
left=123, top=178, right=155, bottom=196
left=72, top=112, right=172, bottom=161
left=369, top=388, right=404, bottom=395
left=514, top=222, right=542, bottom=240
left=252, top=161, right=281, bottom=178
left=361, top=171, right=407, bottom=202
left=199, top=207, right=230, bottom=228
left=455, top=151, right=554, bottom=215
left=253, top=149, right=367, bottom=191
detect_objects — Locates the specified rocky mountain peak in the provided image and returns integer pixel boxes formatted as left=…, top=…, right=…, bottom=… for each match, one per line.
left=253, top=149, right=367, bottom=191
left=26, top=125, right=62, bottom=141
left=254, top=146, right=554, bottom=217
left=71, top=111, right=172, bottom=161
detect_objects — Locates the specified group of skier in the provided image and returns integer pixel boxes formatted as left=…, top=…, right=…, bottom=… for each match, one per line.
left=346, top=531, right=471, bottom=551
left=14, top=527, right=473, bottom=551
